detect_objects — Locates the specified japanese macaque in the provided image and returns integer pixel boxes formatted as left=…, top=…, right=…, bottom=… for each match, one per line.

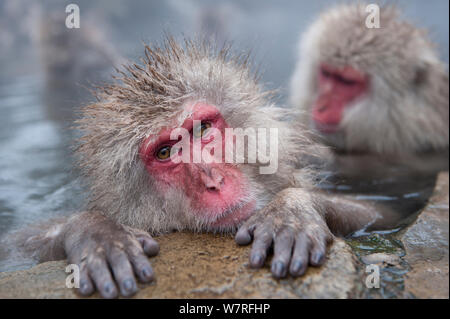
left=37, top=11, right=121, bottom=125
left=4, top=37, right=395, bottom=298
left=38, top=12, right=120, bottom=88
left=289, top=4, right=449, bottom=158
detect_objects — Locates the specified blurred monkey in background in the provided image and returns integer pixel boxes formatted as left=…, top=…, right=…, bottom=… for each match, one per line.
left=289, top=3, right=448, bottom=171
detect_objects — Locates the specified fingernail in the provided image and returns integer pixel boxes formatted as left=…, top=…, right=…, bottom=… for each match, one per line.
left=151, top=242, right=160, bottom=254
left=291, top=260, right=303, bottom=273
left=145, top=241, right=160, bottom=256
left=123, top=279, right=135, bottom=292
left=142, top=267, right=151, bottom=278
left=251, top=254, right=263, bottom=267
left=272, top=261, right=286, bottom=278
left=80, top=281, right=89, bottom=293
left=104, top=282, right=114, bottom=295
left=235, top=232, right=251, bottom=245
left=312, top=252, right=324, bottom=265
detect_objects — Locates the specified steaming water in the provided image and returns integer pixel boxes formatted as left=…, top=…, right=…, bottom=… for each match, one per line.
left=0, top=75, right=85, bottom=238
left=318, top=167, right=438, bottom=228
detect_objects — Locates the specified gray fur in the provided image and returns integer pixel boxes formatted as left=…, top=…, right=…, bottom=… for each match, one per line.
left=77, top=37, right=317, bottom=234
left=289, top=3, right=449, bottom=155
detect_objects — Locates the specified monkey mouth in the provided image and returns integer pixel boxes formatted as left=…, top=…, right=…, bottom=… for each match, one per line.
left=208, top=199, right=256, bottom=228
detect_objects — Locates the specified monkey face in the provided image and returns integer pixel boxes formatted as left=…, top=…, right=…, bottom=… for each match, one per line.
left=290, top=4, right=449, bottom=155
left=139, top=102, right=256, bottom=229
left=312, top=63, right=368, bottom=134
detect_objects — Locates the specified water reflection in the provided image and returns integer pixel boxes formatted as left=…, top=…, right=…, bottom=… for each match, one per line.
left=317, top=154, right=444, bottom=229
left=0, top=75, right=85, bottom=238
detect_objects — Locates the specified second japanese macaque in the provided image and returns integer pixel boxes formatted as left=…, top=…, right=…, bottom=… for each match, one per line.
left=289, top=4, right=449, bottom=163
left=37, top=11, right=121, bottom=125
left=4, top=38, right=397, bottom=298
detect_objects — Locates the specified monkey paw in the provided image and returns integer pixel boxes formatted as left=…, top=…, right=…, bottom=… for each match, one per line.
left=65, top=217, right=159, bottom=298
left=235, top=189, right=333, bottom=278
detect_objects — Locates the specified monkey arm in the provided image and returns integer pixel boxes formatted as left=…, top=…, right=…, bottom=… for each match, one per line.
left=7, top=211, right=159, bottom=298
left=317, top=193, right=399, bottom=237
left=234, top=187, right=397, bottom=278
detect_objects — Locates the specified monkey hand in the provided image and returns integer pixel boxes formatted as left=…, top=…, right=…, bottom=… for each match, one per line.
left=235, top=188, right=333, bottom=278
left=64, top=211, right=159, bottom=298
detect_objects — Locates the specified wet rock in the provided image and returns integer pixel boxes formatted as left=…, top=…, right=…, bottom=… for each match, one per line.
left=0, top=235, right=361, bottom=299
left=137, top=234, right=360, bottom=299
left=361, top=253, right=400, bottom=266
left=400, top=171, right=449, bottom=299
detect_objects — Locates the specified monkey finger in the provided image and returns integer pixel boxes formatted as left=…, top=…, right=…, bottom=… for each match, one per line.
left=249, top=227, right=272, bottom=268
left=235, top=224, right=254, bottom=245
left=289, top=233, right=310, bottom=277
left=271, top=230, right=294, bottom=278
left=67, top=254, right=95, bottom=296
left=87, top=256, right=118, bottom=299
left=309, top=236, right=327, bottom=267
left=77, top=262, right=95, bottom=296
left=128, top=251, right=155, bottom=283
left=138, top=236, right=160, bottom=257
left=107, top=247, right=138, bottom=297
left=124, top=226, right=159, bottom=256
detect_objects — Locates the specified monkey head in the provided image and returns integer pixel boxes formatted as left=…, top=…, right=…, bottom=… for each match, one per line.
left=77, top=38, right=313, bottom=234
left=138, top=101, right=256, bottom=229
left=290, top=3, right=449, bottom=155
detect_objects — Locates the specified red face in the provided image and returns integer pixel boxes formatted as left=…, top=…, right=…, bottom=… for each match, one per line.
left=139, top=102, right=255, bottom=228
left=312, top=64, right=368, bottom=133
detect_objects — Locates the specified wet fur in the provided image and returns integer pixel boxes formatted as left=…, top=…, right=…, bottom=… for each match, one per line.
left=77, top=37, right=318, bottom=234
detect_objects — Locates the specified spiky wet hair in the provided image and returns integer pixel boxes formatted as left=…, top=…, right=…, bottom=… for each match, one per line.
left=290, top=3, right=449, bottom=155
left=76, top=37, right=315, bottom=233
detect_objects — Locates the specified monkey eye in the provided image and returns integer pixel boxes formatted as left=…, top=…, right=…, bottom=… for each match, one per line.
left=193, top=122, right=212, bottom=138
left=321, top=68, right=333, bottom=78
left=156, top=145, right=172, bottom=160
left=321, top=67, right=359, bottom=86
left=335, top=75, right=358, bottom=86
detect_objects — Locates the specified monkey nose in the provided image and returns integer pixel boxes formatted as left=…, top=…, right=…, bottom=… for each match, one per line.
left=317, top=104, right=327, bottom=112
left=200, top=170, right=224, bottom=191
